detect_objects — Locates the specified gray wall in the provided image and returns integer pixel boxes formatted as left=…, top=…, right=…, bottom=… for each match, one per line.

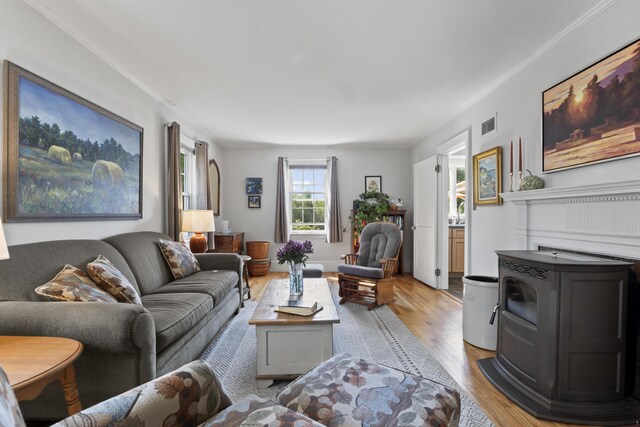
left=412, top=0, right=640, bottom=276
left=219, top=146, right=412, bottom=271
left=0, top=0, right=218, bottom=245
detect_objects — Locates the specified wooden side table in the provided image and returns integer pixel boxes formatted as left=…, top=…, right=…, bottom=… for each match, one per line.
left=0, top=336, right=83, bottom=416
left=240, top=255, right=252, bottom=305
left=212, top=231, right=245, bottom=254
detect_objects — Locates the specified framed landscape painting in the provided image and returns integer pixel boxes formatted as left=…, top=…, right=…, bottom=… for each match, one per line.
left=543, top=37, right=640, bottom=172
left=3, top=61, right=143, bottom=221
left=473, top=146, right=502, bottom=206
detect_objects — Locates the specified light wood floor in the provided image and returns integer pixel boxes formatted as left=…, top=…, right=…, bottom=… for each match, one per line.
left=247, top=272, right=586, bottom=427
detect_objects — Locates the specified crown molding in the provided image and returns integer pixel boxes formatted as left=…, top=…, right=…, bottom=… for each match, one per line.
left=21, top=0, right=214, bottom=141
left=412, top=0, right=619, bottom=145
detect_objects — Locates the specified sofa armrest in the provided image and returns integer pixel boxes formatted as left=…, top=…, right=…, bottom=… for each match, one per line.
left=53, top=360, right=231, bottom=427
left=0, top=301, right=155, bottom=355
left=195, top=252, right=242, bottom=273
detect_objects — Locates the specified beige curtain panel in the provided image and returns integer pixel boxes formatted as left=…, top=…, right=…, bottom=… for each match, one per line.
left=274, top=156, right=288, bottom=243
left=167, top=122, right=182, bottom=241
left=327, top=156, right=342, bottom=243
left=195, top=141, right=214, bottom=250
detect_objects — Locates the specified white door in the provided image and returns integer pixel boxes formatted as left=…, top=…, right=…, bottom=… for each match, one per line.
left=413, top=154, right=448, bottom=289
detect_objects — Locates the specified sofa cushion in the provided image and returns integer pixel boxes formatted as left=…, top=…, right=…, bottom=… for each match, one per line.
left=150, top=270, right=239, bottom=307
left=202, top=395, right=323, bottom=427
left=88, top=255, right=142, bottom=305
left=157, top=239, right=201, bottom=279
left=35, top=264, right=117, bottom=302
left=103, top=232, right=176, bottom=295
left=141, top=293, right=213, bottom=352
left=338, top=264, right=384, bottom=279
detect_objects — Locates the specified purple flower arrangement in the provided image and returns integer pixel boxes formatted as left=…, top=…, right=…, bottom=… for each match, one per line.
left=276, top=239, right=313, bottom=265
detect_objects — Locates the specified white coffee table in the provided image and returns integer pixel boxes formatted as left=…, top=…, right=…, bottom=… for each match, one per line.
left=248, top=278, right=340, bottom=388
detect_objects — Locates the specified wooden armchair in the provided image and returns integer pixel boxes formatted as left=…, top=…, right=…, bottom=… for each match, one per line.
left=337, top=222, right=402, bottom=310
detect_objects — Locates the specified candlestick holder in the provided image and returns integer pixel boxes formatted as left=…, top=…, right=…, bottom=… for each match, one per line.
left=518, top=171, right=523, bottom=190
left=509, top=173, right=513, bottom=192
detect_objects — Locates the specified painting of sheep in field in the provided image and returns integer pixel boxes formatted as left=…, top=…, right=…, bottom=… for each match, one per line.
left=3, top=61, right=142, bottom=221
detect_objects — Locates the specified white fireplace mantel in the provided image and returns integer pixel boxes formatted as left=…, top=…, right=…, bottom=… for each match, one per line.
left=500, top=180, right=640, bottom=259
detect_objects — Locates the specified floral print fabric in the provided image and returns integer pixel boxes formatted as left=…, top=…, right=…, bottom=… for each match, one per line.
left=87, top=255, right=142, bottom=305
left=158, top=238, right=202, bottom=279
left=277, top=353, right=461, bottom=427
left=0, top=364, right=25, bottom=427
left=202, top=395, right=324, bottom=427
left=54, top=361, right=231, bottom=427
left=35, top=264, right=117, bottom=303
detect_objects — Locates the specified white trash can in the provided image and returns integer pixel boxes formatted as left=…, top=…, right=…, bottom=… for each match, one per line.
left=462, top=275, right=499, bottom=350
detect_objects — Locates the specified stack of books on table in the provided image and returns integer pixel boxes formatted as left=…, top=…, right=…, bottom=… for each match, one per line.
left=275, top=297, right=323, bottom=316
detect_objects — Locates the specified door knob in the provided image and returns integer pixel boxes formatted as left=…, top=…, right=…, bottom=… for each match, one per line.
left=411, top=226, right=416, bottom=230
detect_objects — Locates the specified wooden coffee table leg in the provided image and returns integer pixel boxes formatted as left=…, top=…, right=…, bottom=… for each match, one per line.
left=59, top=364, right=82, bottom=415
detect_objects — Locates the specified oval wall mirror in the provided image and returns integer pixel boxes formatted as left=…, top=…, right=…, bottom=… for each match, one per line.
left=209, top=159, right=220, bottom=216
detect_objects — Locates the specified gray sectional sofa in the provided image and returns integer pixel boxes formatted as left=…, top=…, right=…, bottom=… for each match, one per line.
left=0, top=231, right=242, bottom=420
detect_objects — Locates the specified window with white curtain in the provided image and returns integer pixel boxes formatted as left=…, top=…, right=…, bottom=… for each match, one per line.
left=289, top=163, right=327, bottom=234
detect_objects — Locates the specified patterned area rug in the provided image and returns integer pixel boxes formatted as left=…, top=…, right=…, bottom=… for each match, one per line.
left=199, top=282, right=493, bottom=426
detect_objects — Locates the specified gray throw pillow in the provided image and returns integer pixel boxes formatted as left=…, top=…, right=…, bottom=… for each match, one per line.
left=157, top=239, right=202, bottom=279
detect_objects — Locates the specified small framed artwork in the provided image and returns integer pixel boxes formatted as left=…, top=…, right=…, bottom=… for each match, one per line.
left=542, top=37, right=640, bottom=172
left=473, top=146, right=502, bottom=206
left=245, top=177, right=263, bottom=194
left=248, top=195, right=261, bottom=208
left=3, top=61, right=143, bottom=222
left=481, top=113, right=497, bottom=136
left=364, top=176, right=382, bottom=193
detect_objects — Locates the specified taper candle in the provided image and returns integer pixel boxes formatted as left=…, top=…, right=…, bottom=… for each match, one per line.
left=510, top=140, right=513, bottom=174
left=518, top=137, right=522, bottom=173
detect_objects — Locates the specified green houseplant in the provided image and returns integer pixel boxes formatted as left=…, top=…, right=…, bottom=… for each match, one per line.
left=352, top=191, right=391, bottom=236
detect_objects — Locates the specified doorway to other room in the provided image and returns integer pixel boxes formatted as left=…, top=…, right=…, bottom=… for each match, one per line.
left=445, top=144, right=466, bottom=301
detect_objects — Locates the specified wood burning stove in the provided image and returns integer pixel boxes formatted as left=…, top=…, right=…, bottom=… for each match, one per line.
left=478, top=250, right=640, bottom=425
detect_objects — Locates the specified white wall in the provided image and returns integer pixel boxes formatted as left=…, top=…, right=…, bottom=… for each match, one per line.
left=0, top=0, right=216, bottom=246
left=412, top=0, right=640, bottom=276
left=220, top=146, right=412, bottom=271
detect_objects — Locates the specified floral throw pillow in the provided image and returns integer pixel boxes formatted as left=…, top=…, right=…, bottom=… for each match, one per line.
left=157, top=239, right=201, bottom=279
left=87, top=255, right=142, bottom=305
left=35, top=265, right=117, bottom=303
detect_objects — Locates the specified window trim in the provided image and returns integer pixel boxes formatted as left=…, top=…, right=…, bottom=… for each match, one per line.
left=288, top=163, right=328, bottom=235
left=180, top=145, right=195, bottom=210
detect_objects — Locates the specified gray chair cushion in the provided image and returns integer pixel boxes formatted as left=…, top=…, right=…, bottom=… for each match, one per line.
left=104, top=232, right=176, bottom=295
left=358, top=222, right=402, bottom=268
left=303, top=264, right=324, bottom=278
left=141, top=293, right=213, bottom=352
left=150, top=270, right=239, bottom=306
left=338, top=264, right=384, bottom=279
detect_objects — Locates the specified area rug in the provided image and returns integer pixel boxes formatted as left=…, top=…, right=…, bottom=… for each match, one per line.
left=199, top=282, right=493, bottom=426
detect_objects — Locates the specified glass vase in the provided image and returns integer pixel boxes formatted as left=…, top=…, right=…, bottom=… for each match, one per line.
left=288, top=262, right=304, bottom=296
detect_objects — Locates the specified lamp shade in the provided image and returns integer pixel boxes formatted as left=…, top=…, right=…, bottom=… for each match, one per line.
left=0, top=218, right=9, bottom=260
left=181, top=210, right=215, bottom=233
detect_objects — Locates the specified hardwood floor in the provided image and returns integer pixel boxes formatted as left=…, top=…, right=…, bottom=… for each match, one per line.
left=247, top=272, right=586, bottom=427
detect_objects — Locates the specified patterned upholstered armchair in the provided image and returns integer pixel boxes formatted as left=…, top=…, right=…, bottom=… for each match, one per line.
left=337, top=221, right=402, bottom=310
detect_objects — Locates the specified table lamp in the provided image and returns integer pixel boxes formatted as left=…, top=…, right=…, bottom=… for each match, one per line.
left=0, top=218, right=9, bottom=260
left=181, top=210, right=215, bottom=253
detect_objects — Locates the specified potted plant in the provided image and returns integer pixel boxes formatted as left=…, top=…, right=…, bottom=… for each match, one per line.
left=352, top=191, right=391, bottom=236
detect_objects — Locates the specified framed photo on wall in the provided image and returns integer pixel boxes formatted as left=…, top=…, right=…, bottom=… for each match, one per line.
left=245, top=177, right=263, bottom=194
left=364, top=176, right=382, bottom=193
left=248, top=195, right=261, bottom=208
left=3, top=61, right=143, bottom=222
left=473, top=146, right=502, bottom=206
left=542, top=37, right=640, bottom=172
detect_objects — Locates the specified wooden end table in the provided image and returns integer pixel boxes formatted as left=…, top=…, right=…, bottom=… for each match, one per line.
left=249, top=278, right=340, bottom=388
left=0, top=336, right=83, bottom=416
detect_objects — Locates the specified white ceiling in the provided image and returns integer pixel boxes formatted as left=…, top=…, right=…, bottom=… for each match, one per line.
left=26, top=0, right=605, bottom=147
